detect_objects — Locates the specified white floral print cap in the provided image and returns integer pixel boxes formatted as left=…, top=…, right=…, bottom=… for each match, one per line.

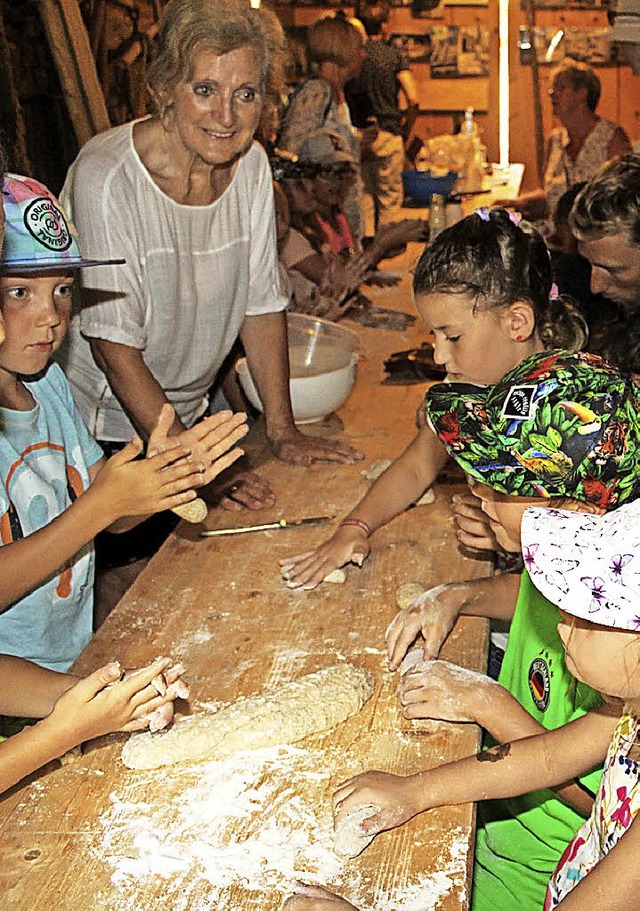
left=522, top=501, right=640, bottom=630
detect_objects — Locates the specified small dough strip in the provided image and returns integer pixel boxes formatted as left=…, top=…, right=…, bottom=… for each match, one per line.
left=121, top=663, right=375, bottom=770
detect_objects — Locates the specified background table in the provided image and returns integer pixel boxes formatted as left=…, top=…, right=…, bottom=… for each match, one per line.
left=0, top=256, right=491, bottom=911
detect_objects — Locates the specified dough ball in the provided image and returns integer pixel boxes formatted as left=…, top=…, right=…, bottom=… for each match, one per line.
left=333, top=804, right=379, bottom=858
left=361, top=459, right=392, bottom=482
left=323, top=569, right=347, bottom=584
left=173, top=497, right=208, bottom=523
left=395, top=581, right=426, bottom=611
left=414, top=488, right=435, bottom=507
left=399, top=647, right=428, bottom=676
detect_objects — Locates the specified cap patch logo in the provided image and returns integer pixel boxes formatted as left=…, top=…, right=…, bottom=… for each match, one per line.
left=528, top=657, right=550, bottom=712
left=23, top=198, right=72, bottom=252
left=501, top=384, right=538, bottom=421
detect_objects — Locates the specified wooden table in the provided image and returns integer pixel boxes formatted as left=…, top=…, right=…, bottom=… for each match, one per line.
left=0, top=260, right=490, bottom=911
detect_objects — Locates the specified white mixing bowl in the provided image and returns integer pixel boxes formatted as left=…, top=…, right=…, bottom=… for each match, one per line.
left=236, top=313, right=359, bottom=424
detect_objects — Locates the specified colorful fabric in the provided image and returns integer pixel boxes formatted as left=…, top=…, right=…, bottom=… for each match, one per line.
left=472, top=571, right=603, bottom=911
left=544, top=710, right=640, bottom=908
left=0, top=364, right=103, bottom=671
left=1, top=173, right=123, bottom=274
left=522, top=500, right=640, bottom=629
left=426, top=350, right=640, bottom=508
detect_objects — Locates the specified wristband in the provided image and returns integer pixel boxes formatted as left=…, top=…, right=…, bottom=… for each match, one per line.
left=339, top=517, right=371, bottom=537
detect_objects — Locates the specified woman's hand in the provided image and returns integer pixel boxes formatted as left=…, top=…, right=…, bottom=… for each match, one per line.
left=269, top=426, right=364, bottom=467
left=399, top=659, right=496, bottom=724
left=208, top=468, right=277, bottom=512
left=48, top=657, right=188, bottom=742
left=452, top=492, right=497, bottom=552
left=282, top=884, right=360, bottom=911
left=280, top=526, right=370, bottom=590
left=332, top=770, right=425, bottom=837
left=386, top=583, right=462, bottom=670
left=148, top=404, right=248, bottom=486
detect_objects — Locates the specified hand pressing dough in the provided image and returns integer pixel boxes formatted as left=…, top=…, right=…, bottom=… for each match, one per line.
left=395, top=582, right=427, bottom=611
left=334, top=804, right=380, bottom=858
left=172, top=497, right=207, bottom=523
left=121, top=663, right=375, bottom=770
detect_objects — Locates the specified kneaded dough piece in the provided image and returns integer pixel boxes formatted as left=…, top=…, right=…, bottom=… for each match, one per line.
left=172, top=497, right=208, bottom=523
left=395, top=581, right=427, bottom=611
left=361, top=459, right=392, bottom=482
left=334, top=804, right=380, bottom=858
left=122, top=663, right=375, bottom=770
left=324, top=568, right=347, bottom=584
left=414, top=488, right=435, bottom=507
left=399, top=646, right=427, bottom=676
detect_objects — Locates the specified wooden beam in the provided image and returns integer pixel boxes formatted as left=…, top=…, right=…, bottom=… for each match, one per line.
left=38, top=0, right=110, bottom=147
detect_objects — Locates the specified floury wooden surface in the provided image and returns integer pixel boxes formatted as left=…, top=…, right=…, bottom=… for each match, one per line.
left=0, top=259, right=490, bottom=911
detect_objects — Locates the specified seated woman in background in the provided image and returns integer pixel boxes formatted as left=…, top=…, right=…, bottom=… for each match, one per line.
left=498, top=59, right=631, bottom=233
left=273, top=136, right=427, bottom=320
left=278, top=14, right=369, bottom=244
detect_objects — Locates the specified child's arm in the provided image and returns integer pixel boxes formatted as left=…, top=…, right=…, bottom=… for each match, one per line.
left=398, top=660, right=616, bottom=816
left=554, top=812, right=640, bottom=910
left=386, top=572, right=522, bottom=669
left=0, top=440, right=196, bottom=610
left=0, top=406, right=246, bottom=610
left=332, top=708, right=616, bottom=839
left=0, top=657, right=184, bottom=795
left=280, top=422, right=448, bottom=589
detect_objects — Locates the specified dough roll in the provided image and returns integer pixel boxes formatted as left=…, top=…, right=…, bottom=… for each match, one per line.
left=121, top=663, right=375, bottom=770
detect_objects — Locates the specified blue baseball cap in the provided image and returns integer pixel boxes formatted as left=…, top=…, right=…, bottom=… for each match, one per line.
left=1, top=174, right=125, bottom=274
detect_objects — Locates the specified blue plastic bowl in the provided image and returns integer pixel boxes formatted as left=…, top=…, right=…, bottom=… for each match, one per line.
left=402, top=170, right=458, bottom=205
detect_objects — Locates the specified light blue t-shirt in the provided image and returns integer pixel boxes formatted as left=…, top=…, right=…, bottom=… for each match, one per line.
left=0, top=363, right=103, bottom=670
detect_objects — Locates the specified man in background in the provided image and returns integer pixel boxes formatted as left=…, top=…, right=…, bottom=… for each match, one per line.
left=347, top=0, right=419, bottom=229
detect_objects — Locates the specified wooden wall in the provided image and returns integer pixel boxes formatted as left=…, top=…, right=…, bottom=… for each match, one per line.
left=276, top=1, right=640, bottom=192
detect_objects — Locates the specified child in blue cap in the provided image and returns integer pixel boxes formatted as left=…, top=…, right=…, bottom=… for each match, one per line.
left=0, top=174, right=248, bottom=672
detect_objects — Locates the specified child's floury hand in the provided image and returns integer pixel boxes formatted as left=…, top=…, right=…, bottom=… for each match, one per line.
left=282, top=884, right=360, bottom=911
left=148, top=404, right=248, bottom=487
left=50, top=658, right=189, bottom=742
left=95, top=436, right=206, bottom=521
left=280, top=526, right=370, bottom=590
left=332, top=770, right=424, bottom=837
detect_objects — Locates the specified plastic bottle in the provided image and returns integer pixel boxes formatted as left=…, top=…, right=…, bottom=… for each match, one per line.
left=461, top=107, right=484, bottom=193
left=429, top=193, right=446, bottom=240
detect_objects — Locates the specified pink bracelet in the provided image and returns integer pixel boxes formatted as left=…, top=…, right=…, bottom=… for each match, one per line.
left=339, top=517, right=372, bottom=537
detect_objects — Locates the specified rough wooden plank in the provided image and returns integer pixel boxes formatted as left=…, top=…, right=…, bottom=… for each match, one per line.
left=38, top=0, right=110, bottom=146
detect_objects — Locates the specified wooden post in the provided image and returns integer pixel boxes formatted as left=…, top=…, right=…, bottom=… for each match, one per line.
left=522, top=0, right=545, bottom=184
left=38, top=0, right=110, bottom=147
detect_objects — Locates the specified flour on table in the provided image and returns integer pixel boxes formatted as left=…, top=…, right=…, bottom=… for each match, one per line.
left=94, top=740, right=470, bottom=911
left=122, top=663, right=374, bottom=770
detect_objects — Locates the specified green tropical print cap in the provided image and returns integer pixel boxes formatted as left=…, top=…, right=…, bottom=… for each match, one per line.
left=426, top=350, right=640, bottom=510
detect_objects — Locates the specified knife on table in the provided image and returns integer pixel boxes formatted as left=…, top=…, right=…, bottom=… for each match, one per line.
left=200, top=516, right=333, bottom=537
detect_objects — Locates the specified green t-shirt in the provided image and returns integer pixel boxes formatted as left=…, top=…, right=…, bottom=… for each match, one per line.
left=472, top=571, right=604, bottom=911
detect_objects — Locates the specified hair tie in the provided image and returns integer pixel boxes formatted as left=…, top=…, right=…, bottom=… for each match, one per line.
left=550, top=282, right=559, bottom=300
left=474, top=206, right=523, bottom=227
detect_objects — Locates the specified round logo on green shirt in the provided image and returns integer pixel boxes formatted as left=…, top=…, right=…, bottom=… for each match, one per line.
left=529, top=657, right=550, bottom=712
